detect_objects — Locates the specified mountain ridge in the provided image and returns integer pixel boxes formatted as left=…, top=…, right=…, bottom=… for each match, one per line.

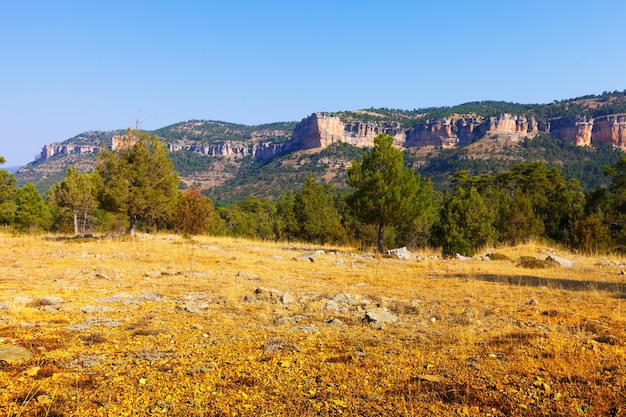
left=14, top=91, right=626, bottom=200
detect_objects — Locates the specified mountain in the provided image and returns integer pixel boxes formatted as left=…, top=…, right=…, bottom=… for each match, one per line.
left=14, top=91, right=626, bottom=202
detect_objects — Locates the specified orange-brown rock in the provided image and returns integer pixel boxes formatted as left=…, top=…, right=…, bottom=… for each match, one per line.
left=549, top=116, right=593, bottom=146
left=591, top=114, right=626, bottom=148
left=291, top=113, right=405, bottom=150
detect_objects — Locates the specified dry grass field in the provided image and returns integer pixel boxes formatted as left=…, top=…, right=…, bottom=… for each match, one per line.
left=1, top=233, right=625, bottom=416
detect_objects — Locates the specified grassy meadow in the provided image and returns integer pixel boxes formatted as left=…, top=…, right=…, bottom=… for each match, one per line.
left=0, top=233, right=625, bottom=416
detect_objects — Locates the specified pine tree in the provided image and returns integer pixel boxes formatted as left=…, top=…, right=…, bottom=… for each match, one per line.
left=347, top=134, right=431, bottom=252
left=96, top=129, right=179, bottom=235
left=14, top=183, right=51, bottom=232
left=48, top=167, right=98, bottom=234
left=294, top=173, right=345, bottom=244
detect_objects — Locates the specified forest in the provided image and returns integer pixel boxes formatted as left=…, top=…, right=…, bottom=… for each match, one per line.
left=3, top=129, right=626, bottom=256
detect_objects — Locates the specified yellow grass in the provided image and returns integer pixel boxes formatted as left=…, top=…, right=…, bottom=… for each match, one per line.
left=0, top=233, right=625, bottom=416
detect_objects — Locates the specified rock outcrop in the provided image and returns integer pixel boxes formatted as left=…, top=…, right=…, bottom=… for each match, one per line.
left=591, top=114, right=626, bottom=147
left=404, top=114, right=541, bottom=148
left=40, top=143, right=101, bottom=160
left=35, top=111, right=626, bottom=164
left=290, top=113, right=405, bottom=150
left=549, top=115, right=594, bottom=146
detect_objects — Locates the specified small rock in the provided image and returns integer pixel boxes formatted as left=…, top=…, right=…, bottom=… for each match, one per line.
left=325, top=317, right=345, bottom=326
left=0, top=345, right=31, bottom=363
left=293, top=250, right=325, bottom=262
left=387, top=247, right=413, bottom=260
left=324, top=299, right=341, bottom=313
left=364, top=308, right=398, bottom=325
left=415, top=374, right=445, bottom=383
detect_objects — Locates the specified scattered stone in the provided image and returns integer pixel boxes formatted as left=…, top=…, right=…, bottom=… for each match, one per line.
left=66, top=354, right=106, bottom=368
left=364, top=308, right=398, bottom=325
left=262, top=338, right=301, bottom=354
left=0, top=345, right=31, bottom=363
left=292, top=324, right=319, bottom=334
left=293, top=250, right=325, bottom=262
left=82, top=305, right=113, bottom=314
left=280, top=292, right=295, bottom=305
left=324, top=299, right=341, bottom=313
left=177, top=302, right=209, bottom=314
left=387, top=247, right=412, bottom=260
left=334, top=293, right=356, bottom=306
left=414, top=374, right=445, bottom=383
left=325, top=317, right=345, bottom=326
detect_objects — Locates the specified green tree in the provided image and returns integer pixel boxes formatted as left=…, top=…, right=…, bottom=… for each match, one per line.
left=293, top=173, right=345, bottom=244
left=0, top=156, right=17, bottom=226
left=171, top=188, right=214, bottom=236
left=432, top=186, right=496, bottom=257
left=276, top=190, right=298, bottom=241
left=14, top=183, right=52, bottom=232
left=218, top=197, right=278, bottom=240
left=347, top=134, right=432, bottom=252
left=571, top=212, right=613, bottom=254
left=47, top=167, right=98, bottom=235
left=96, top=130, right=179, bottom=235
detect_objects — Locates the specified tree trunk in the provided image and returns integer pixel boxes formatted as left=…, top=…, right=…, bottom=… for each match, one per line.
left=377, top=222, right=385, bottom=253
left=129, top=215, right=137, bottom=236
left=73, top=212, right=79, bottom=235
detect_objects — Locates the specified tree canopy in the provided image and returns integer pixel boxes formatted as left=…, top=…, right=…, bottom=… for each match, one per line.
left=96, top=129, right=179, bottom=235
left=347, top=134, right=432, bottom=252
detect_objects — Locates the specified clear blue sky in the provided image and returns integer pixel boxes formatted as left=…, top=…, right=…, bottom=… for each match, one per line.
left=2, top=0, right=625, bottom=166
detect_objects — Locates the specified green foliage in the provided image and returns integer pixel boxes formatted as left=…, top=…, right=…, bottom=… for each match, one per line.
left=47, top=167, right=98, bottom=234
left=96, top=129, right=180, bottom=235
left=217, top=197, right=278, bottom=240
left=169, top=150, right=217, bottom=176
left=292, top=174, right=346, bottom=244
left=154, top=120, right=296, bottom=144
left=432, top=187, right=496, bottom=257
left=0, top=157, right=17, bottom=225
left=571, top=212, right=613, bottom=254
left=347, top=134, right=433, bottom=252
left=14, top=183, right=51, bottom=232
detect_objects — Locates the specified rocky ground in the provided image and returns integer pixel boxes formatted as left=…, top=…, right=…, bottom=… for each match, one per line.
left=0, top=234, right=625, bottom=416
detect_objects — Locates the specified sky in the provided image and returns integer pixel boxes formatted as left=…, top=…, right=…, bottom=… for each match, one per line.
left=1, top=0, right=626, bottom=167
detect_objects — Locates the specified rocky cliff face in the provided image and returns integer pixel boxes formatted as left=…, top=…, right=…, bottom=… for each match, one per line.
left=290, top=113, right=405, bottom=150
left=591, top=115, right=626, bottom=147
left=40, top=143, right=101, bottom=160
left=35, top=111, right=626, bottom=164
left=404, top=114, right=541, bottom=148
left=167, top=141, right=284, bottom=159
left=549, top=116, right=594, bottom=146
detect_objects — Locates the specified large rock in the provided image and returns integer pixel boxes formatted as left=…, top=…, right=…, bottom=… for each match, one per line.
left=364, top=308, right=398, bottom=325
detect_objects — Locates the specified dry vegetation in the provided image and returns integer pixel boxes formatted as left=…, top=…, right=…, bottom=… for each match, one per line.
left=1, top=233, right=625, bottom=416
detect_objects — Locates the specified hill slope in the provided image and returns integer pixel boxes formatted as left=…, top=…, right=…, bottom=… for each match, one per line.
left=14, top=91, right=626, bottom=199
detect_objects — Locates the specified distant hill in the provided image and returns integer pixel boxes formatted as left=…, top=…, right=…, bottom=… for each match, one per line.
left=14, top=90, right=626, bottom=201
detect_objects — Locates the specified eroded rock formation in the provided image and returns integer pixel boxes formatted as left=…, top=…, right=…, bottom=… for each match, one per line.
left=591, top=114, right=626, bottom=147
left=549, top=116, right=594, bottom=146
left=37, top=111, right=626, bottom=163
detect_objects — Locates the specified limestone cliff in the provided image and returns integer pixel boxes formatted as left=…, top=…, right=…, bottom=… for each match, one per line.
left=549, top=116, right=594, bottom=146
left=290, top=113, right=405, bottom=150
left=35, top=111, right=626, bottom=165
left=591, top=114, right=626, bottom=147
left=404, top=114, right=540, bottom=148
